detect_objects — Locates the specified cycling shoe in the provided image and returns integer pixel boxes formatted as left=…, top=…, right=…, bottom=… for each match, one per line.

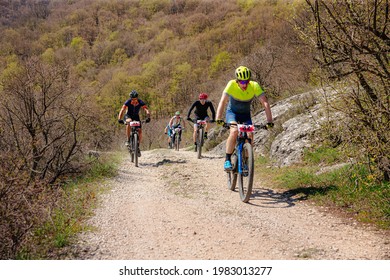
left=224, top=160, right=233, bottom=171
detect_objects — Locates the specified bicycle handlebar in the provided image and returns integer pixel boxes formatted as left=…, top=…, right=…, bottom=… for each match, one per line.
left=187, top=118, right=214, bottom=124
left=222, top=123, right=268, bottom=130
left=121, top=120, right=147, bottom=125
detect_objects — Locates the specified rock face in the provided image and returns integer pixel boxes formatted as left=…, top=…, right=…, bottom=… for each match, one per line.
left=210, top=89, right=338, bottom=166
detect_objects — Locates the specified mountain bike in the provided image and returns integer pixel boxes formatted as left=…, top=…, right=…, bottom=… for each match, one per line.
left=124, top=120, right=144, bottom=167
left=224, top=122, right=267, bottom=203
left=189, top=119, right=207, bottom=159
left=170, top=127, right=183, bottom=151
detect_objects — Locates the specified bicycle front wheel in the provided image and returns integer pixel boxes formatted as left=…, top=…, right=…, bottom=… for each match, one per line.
left=197, top=128, right=203, bottom=159
left=169, top=135, right=174, bottom=149
left=175, top=135, right=179, bottom=151
left=129, top=137, right=134, bottom=163
left=133, top=133, right=139, bottom=167
left=238, top=142, right=254, bottom=203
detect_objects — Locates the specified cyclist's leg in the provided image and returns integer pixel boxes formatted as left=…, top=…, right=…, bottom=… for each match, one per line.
left=125, top=115, right=132, bottom=142
left=193, top=116, right=199, bottom=144
left=203, top=116, right=210, bottom=138
left=224, top=110, right=238, bottom=170
left=203, top=116, right=210, bottom=131
left=178, top=125, right=182, bottom=140
left=226, top=110, right=238, bottom=154
left=167, top=127, right=171, bottom=145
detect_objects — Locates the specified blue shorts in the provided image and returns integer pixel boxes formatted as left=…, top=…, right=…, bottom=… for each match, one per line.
left=225, top=109, right=252, bottom=125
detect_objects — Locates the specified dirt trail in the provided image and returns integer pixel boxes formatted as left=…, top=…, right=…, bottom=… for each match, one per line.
left=76, top=148, right=389, bottom=260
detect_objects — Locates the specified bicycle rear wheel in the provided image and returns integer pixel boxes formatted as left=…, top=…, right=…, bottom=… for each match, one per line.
left=133, top=133, right=139, bottom=167
left=197, top=128, right=203, bottom=159
left=238, top=142, right=254, bottom=203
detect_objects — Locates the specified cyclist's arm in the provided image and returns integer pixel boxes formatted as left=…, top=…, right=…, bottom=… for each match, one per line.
left=118, top=105, right=127, bottom=120
left=142, top=105, right=150, bottom=118
left=168, top=117, right=175, bottom=128
left=216, top=92, right=229, bottom=120
left=187, top=102, right=196, bottom=119
left=209, top=102, right=216, bottom=120
left=181, top=117, right=186, bottom=129
left=259, top=94, right=273, bottom=123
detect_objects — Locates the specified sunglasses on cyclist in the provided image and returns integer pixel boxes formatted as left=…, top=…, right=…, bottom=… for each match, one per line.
left=238, top=80, right=249, bottom=85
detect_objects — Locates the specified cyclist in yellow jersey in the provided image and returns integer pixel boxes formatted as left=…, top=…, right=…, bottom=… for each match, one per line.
left=216, top=66, right=274, bottom=171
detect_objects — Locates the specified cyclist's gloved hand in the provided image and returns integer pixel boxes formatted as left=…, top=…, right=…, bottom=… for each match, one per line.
left=145, top=117, right=151, bottom=123
left=216, top=119, right=225, bottom=126
left=118, top=119, right=124, bottom=124
left=266, top=122, right=274, bottom=129
left=187, top=117, right=192, bottom=121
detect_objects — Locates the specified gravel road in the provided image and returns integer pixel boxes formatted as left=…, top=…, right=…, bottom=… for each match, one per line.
left=76, top=148, right=389, bottom=260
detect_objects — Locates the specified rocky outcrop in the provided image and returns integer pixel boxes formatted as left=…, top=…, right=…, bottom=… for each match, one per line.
left=210, top=88, right=339, bottom=166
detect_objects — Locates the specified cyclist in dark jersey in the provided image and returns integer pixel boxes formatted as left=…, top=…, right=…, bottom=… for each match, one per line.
left=118, top=90, right=150, bottom=155
left=187, top=93, right=216, bottom=146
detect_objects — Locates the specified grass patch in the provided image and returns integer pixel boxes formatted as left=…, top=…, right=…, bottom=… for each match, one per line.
left=17, top=152, right=122, bottom=259
left=255, top=150, right=390, bottom=229
left=303, top=146, right=342, bottom=165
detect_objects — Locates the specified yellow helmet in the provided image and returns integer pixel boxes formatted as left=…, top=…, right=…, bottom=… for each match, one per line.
left=235, top=66, right=251, bottom=80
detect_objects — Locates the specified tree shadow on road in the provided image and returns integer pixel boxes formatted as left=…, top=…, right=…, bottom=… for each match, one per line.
left=248, top=186, right=337, bottom=208
left=199, top=155, right=224, bottom=160
left=139, top=158, right=187, bottom=167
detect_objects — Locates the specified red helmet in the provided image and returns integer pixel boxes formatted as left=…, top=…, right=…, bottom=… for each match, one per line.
left=199, top=93, right=208, bottom=100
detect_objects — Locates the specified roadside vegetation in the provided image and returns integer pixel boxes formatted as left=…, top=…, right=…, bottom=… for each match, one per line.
left=255, top=144, right=390, bottom=229
left=16, top=152, right=121, bottom=259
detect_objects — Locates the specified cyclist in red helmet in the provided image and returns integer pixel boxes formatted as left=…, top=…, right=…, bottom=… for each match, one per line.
left=187, top=93, right=216, bottom=146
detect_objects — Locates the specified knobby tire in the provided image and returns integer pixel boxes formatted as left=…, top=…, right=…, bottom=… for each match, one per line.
left=129, top=136, right=134, bottom=163
left=175, top=134, right=180, bottom=151
left=171, top=134, right=174, bottom=150
left=238, top=142, right=254, bottom=203
left=133, top=133, right=139, bottom=167
left=197, top=128, right=203, bottom=159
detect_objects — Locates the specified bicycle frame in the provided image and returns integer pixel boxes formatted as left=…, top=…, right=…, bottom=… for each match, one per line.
left=170, top=127, right=182, bottom=150
left=124, top=120, right=142, bottom=167
left=196, top=120, right=206, bottom=139
left=235, top=124, right=255, bottom=175
left=188, top=118, right=208, bottom=158
left=128, top=121, right=141, bottom=150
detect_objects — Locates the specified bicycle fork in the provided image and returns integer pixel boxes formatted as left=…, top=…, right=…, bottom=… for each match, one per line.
left=236, top=138, right=250, bottom=176
left=236, top=142, right=244, bottom=174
